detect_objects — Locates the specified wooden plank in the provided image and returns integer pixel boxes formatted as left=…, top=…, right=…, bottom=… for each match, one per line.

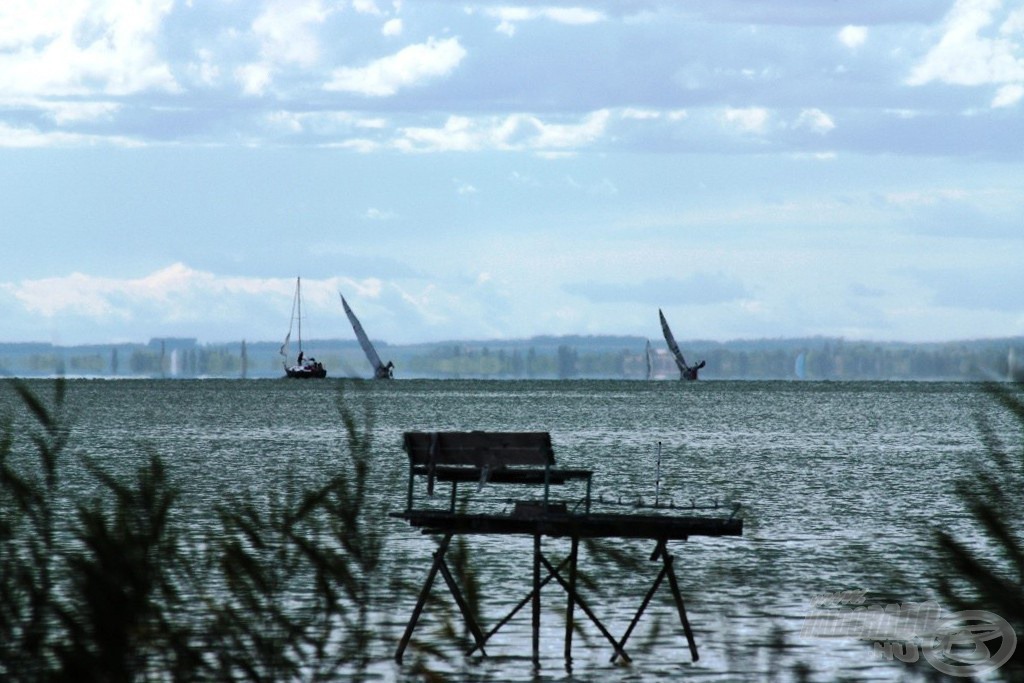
left=391, top=510, right=744, bottom=540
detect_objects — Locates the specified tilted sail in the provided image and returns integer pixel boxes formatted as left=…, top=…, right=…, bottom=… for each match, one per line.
left=341, top=294, right=390, bottom=377
left=658, top=308, right=688, bottom=372
left=659, top=308, right=704, bottom=380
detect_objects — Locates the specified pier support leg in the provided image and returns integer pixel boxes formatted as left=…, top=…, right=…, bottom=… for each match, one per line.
left=438, top=554, right=488, bottom=657
left=564, top=536, right=579, bottom=664
left=539, top=553, right=631, bottom=663
left=613, top=559, right=668, bottom=662
left=612, top=539, right=698, bottom=664
left=466, top=554, right=571, bottom=656
left=395, top=533, right=453, bottom=663
left=532, top=533, right=542, bottom=667
left=663, top=548, right=699, bottom=662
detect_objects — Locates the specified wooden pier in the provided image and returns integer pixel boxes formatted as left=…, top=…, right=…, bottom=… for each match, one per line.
left=391, top=431, right=743, bottom=667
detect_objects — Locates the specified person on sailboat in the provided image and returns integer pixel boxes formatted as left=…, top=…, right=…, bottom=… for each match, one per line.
left=297, top=351, right=304, bottom=366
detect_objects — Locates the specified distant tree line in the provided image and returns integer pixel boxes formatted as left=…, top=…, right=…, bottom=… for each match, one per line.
left=1, top=336, right=1021, bottom=380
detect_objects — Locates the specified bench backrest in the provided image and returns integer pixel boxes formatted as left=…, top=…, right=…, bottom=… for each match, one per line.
left=403, top=431, right=554, bottom=469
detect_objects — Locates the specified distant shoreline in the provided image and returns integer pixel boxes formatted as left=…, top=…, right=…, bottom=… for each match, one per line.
left=2, top=335, right=1021, bottom=382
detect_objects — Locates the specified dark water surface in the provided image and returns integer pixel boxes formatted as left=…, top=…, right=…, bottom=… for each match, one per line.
left=2, top=379, right=1018, bottom=681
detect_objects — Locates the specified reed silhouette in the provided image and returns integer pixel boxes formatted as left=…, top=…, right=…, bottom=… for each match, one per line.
left=0, top=379, right=409, bottom=682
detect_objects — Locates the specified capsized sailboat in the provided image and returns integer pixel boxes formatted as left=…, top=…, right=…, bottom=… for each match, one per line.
left=658, top=309, right=705, bottom=380
left=340, top=294, right=394, bottom=379
left=281, top=277, right=327, bottom=379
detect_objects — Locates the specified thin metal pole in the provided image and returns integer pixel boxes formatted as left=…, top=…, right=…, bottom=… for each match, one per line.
left=655, top=441, right=662, bottom=506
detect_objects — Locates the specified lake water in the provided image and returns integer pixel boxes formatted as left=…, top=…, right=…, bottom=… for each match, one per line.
left=1, top=378, right=1019, bottom=681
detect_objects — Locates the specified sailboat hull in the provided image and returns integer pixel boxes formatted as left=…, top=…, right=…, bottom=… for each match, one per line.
left=285, top=365, right=327, bottom=379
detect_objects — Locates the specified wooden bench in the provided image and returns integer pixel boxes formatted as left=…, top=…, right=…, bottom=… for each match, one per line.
left=401, top=431, right=593, bottom=513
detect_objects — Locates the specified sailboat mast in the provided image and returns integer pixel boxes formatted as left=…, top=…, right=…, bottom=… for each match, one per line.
left=297, top=277, right=302, bottom=354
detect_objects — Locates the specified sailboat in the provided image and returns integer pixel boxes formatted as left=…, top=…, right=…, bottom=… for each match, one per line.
left=340, top=294, right=394, bottom=379
left=281, top=277, right=327, bottom=379
left=658, top=309, right=705, bottom=380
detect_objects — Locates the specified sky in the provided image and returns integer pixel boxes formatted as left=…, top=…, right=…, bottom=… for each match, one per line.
left=0, top=0, right=1022, bottom=347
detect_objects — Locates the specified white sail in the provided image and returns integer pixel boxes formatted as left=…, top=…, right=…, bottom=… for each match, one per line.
left=341, top=294, right=394, bottom=378
left=645, top=339, right=652, bottom=380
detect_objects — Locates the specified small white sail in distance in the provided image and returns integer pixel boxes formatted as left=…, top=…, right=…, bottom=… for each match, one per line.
left=340, top=293, right=394, bottom=379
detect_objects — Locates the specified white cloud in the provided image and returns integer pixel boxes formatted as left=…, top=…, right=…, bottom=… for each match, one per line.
left=236, top=63, right=273, bottom=96
left=795, top=108, right=835, bottom=134
left=353, top=0, right=381, bottom=15
left=10, top=264, right=363, bottom=330
left=382, top=18, right=403, bottom=36
left=992, top=82, right=1024, bottom=106
left=489, top=6, right=604, bottom=36
left=393, top=110, right=610, bottom=153
left=324, top=37, right=466, bottom=96
left=621, top=107, right=660, bottom=120
left=252, top=0, right=329, bottom=68
left=39, top=100, right=121, bottom=125
left=907, top=0, right=1024, bottom=90
left=723, top=107, right=769, bottom=133
left=0, top=0, right=178, bottom=97
left=838, top=25, right=867, bottom=48
left=365, top=207, right=396, bottom=219
left=187, top=48, right=220, bottom=87
left=0, top=121, right=138, bottom=148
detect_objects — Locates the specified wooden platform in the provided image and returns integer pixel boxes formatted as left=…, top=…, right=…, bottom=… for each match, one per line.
left=391, top=430, right=744, bottom=669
